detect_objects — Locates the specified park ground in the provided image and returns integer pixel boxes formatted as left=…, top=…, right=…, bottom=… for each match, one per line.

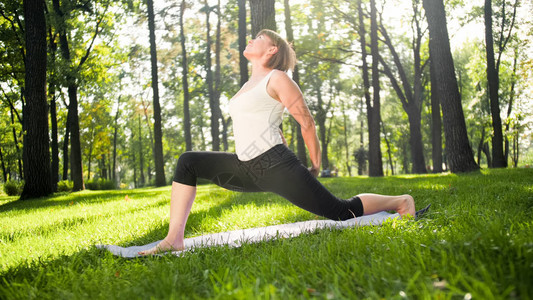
left=0, top=168, right=532, bottom=299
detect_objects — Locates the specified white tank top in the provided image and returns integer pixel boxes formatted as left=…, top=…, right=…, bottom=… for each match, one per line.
left=229, top=70, right=284, bottom=161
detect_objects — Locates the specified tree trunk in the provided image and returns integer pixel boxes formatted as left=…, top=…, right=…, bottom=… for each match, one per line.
left=48, top=28, right=59, bottom=191
left=238, top=0, right=249, bottom=87
left=484, top=0, right=506, bottom=168
left=382, top=123, right=394, bottom=176
left=249, top=0, right=276, bottom=36
left=477, top=128, right=483, bottom=165
left=357, top=1, right=370, bottom=176
left=341, top=99, right=352, bottom=176
left=20, top=0, right=52, bottom=199
left=283, top=0, right=307, bottom=166
left=511, top=126, right=518, bottom=167
left=358, top=97, right=366, bottom=175
left=139, top=116, right=145, bottom=186
left=0, top=147, right=7, bottom=182
left=87, top=135, right=93, bottom=181
left=406, top=105, right=426, bottom=173
left=68, top=85, right=84, bottom=191
left=221, top=118, right=230, bottom=151
left=483, top=141, right=492, bottom=167
left=52, top=0, right=84, bottom=190
left=179, top=0, right=192, bottom=151
left=477, top=126, right=492, bottom=167
left=315, top=84, right=329, bottom=170
left=146, top=0, right=166, bottom=186
left=378, top=15, right=427, bottom=174
left=132, top=150, right=137, bottom=188
left=49, top=90, right=59, bottom=191
left=112, top=96, right=120, bottom=183
left=504, top=50, right=518, bottom=162
left=368, top=0, right=384, bottom=177
left=430, top=55, right=443, bottom=173
left=215, top=0, right=228, bottom=151
left=204, top=1, right=221, bottom=152
left=62, top=110, right=70, bottom=180
left=10, top=107, right=23, bottom=180
left=101, top=154, right=108, bottom=180
left=423, top=0, right=479, bottom=173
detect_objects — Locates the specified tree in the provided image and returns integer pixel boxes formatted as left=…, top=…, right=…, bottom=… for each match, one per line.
left=313, top=77, right=332, bottom=170
left=238, top=0, right=248, bottom=86
left=0, top=147, right=6, bottom=182
left=51, top=0, right=112, bottom=191
left=178, top=0, right=192, bottom=151
left=503, top=47, right=519, bottom=164
left=339, top=97, right=352, bottom=176
left=20, top=0, right=52, bottom=199
left=283, top=0, right=307, bottom=166
left=484, top=0, right=518, bottom=168
left=202, top=1, right=222, bottom=151
left=249, top=0, right=276, bottom=36
left=47, top=20, right=60, bottom=191
left=429, top=54, right=443, bottom=172
left=377, top=0, right=428, bottom=174
left=368, top=0, right=384, bottom=176
left=422, top=0, right=479, bottom=173
left=112, top=96, right=120, bottom=183
left=138, top=116, right=145, bottom=186
left=146, top=0, right=166, bottom=186
left=1, top=0, right=28, bottom=182
left=484, top=0, right=504, bottom=167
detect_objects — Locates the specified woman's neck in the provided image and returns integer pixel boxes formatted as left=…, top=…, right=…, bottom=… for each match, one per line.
left=249, top=61, right=273, bottom=80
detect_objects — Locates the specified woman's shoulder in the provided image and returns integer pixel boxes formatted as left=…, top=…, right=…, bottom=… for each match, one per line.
left=266, top=69, right=302, bottom=102
left=270, top=69, right=295, bottom=86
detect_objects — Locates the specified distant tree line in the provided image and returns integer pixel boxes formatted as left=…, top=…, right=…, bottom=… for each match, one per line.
left=0, top=0, right=529, bottom=199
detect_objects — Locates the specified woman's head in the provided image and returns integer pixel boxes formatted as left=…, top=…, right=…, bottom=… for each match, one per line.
left=256, top=29, right=296, bottom=72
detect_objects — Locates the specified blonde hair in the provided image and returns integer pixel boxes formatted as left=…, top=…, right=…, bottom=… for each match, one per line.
left=258, top=29, right=296, bottom=72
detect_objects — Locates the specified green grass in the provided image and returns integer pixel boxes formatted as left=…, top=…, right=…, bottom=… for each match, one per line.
left=0, top=168, right=532, bottom=299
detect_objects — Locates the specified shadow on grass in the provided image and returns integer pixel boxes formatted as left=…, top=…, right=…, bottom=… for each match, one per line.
left=0, top=187, right=170, bottom=213
left=2, top=199, right=172, bottom=242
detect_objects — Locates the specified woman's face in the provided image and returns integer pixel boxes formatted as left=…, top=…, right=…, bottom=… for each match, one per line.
left=243, top=34, right=276, bottom=60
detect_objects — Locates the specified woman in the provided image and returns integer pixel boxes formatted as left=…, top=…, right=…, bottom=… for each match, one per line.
left=140, top=29, right=415, bottom=255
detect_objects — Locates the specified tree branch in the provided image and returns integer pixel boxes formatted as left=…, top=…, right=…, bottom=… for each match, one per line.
left=377, top=54, right=408, bottom=110
left=77, top=1, right=110, bottom=69
left=496, top=0, right=518, bottom=71
left=0, top=86, right=23, bottom=125
left=0, top=7, right=26, bottom=64
left=378, top=22, right=414, bottom=103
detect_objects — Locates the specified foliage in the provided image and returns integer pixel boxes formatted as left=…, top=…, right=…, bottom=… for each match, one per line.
left=2, top=180, right=24, bottom=196
left=0, top=169, right=531, bottom=298
left=0, top=0, right=532, bottom=191
left=57, top=180, right=73, bottom=192
left=85, top=178, right=116, bottom=190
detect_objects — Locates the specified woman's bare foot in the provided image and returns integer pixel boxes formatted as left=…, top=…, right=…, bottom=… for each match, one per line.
left=138, top=238, right=184, bottom=256
left=396, top=195, right=416, bottom=218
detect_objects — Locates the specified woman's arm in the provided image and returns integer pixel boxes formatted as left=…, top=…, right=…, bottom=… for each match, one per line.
left=268, top=71, right=321, bottom=176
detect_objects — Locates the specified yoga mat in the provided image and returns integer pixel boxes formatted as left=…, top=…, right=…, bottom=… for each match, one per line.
left=96, top=211, right=399, bottom=258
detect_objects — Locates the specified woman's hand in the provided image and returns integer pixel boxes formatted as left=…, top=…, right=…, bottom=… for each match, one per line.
left=308, top=165, right=320, bottom=177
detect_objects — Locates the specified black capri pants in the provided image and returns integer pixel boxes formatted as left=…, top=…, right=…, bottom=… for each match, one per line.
left=173, top=144, right=364, bottom=220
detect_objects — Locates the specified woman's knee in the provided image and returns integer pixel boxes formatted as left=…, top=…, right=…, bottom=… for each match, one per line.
left=173, top=152, right=201, bottom=185
left=177, top=152, right=200, bottom=167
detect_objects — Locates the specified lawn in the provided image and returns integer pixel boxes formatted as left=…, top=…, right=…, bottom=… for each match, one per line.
left=0, top=168, right=531, bottom=299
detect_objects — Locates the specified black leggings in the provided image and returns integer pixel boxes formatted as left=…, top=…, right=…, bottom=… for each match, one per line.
left=173, top=144, right=364, bottom=220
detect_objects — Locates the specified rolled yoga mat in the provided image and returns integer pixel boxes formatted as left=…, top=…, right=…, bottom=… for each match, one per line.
left=96, top=211, right=400, bottom=258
